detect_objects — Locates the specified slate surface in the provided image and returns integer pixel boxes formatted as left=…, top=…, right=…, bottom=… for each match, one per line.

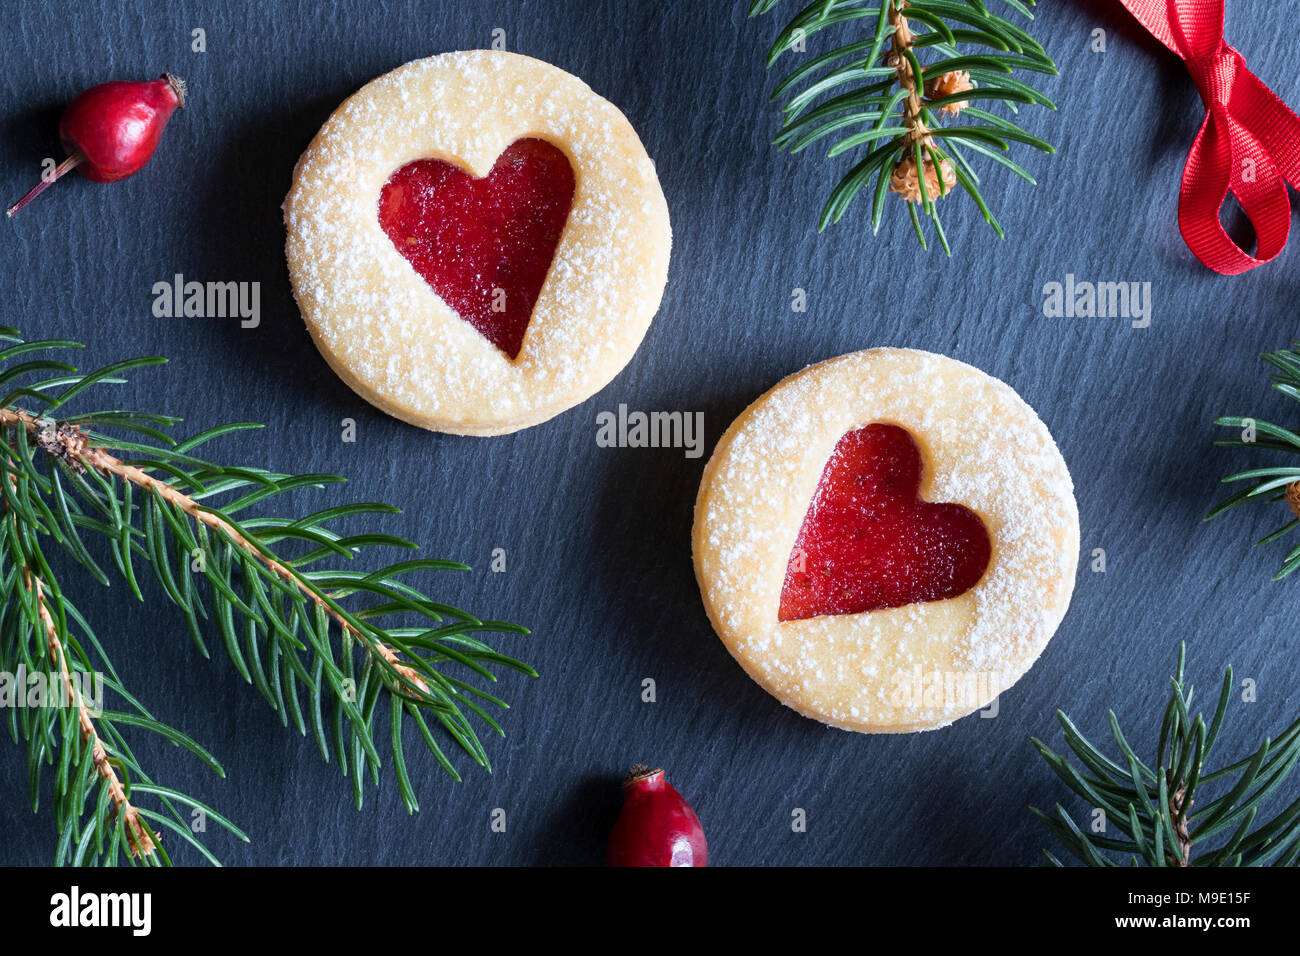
left=1, top=0, right=1298, bottom=867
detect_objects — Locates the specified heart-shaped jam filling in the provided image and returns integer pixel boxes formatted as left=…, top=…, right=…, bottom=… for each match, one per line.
left=377, top=138, right=576, bottom=360
left=778, top=424, right=991, bottom=622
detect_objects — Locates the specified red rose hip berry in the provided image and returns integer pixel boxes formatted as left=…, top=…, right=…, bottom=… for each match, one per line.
left=607, top=765, right=708, bottom=867
left=7, top=73, right=187, bottom=217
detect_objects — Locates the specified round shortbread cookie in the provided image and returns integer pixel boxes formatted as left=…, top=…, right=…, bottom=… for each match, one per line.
left=283, top=50, right=672, bottom=435
left=692, top=349, right=1079, bottom=733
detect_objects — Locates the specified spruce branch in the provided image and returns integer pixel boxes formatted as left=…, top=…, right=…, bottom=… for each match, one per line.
left=0, top=328, right=535, bottom=864
left=5, top=407, right=431, bottom=698
left=1209, top=344, right=1300, bottom=579
left=751, top=0, right=1057, bottom=253
left=1031, top=645, right=1300, bottom=867
left=21, top=565, right=155, bottom=858
left=4, top=457, right=242, bottom=866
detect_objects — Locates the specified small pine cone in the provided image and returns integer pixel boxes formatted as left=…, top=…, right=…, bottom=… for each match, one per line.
left=889, top=152, right=957, bottom=203
left=1286, top=480, right=1300, bottom=518
left=925, top=70, right=974, bottom=117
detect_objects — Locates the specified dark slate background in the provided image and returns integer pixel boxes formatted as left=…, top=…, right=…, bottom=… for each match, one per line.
left=1, top=0, right=1298, bottom=867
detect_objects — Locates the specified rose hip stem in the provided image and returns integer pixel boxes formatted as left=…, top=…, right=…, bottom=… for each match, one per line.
left=7, top=73, right=186, bottom=218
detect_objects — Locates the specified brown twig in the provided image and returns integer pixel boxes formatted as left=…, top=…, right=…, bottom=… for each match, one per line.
left=888, top=2, right=929, bottom=152
left=23, top=567, right=157, bottom=856
left=5, top=453, right=155, bottom=856
left=886, top=1, right=957, bottom=203
left=1170, top=786, right=1193, bottom=867
left=2, top=407, right=428, bottom=696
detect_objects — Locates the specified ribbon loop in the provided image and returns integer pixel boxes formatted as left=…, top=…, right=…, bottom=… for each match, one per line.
left=1118, top=1, right=1300, bottom=274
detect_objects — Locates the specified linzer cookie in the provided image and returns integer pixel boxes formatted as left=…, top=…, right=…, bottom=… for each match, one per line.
left=284, top=51, right=671, bottom=435
left=692, top=349, right=1079, bottom=733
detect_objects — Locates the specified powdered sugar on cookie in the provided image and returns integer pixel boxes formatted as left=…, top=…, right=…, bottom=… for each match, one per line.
left=692, top=349, right=1079, bottom=734
left=283, top=50, right=672, bottom=435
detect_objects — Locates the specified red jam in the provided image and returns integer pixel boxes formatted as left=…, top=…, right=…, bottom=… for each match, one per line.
left=778, top=424, right=991, bottom=622
left=377, top=138, right=576, bottom=360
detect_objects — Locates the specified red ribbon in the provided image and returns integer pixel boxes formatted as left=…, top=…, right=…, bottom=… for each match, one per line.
left=1116, top=0, right=1300, bottom=274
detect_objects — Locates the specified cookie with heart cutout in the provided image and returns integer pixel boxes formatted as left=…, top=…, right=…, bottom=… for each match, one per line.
left=692, top=349, right=1079, bottom=734
left=283, top=50, right=671, bottom=435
